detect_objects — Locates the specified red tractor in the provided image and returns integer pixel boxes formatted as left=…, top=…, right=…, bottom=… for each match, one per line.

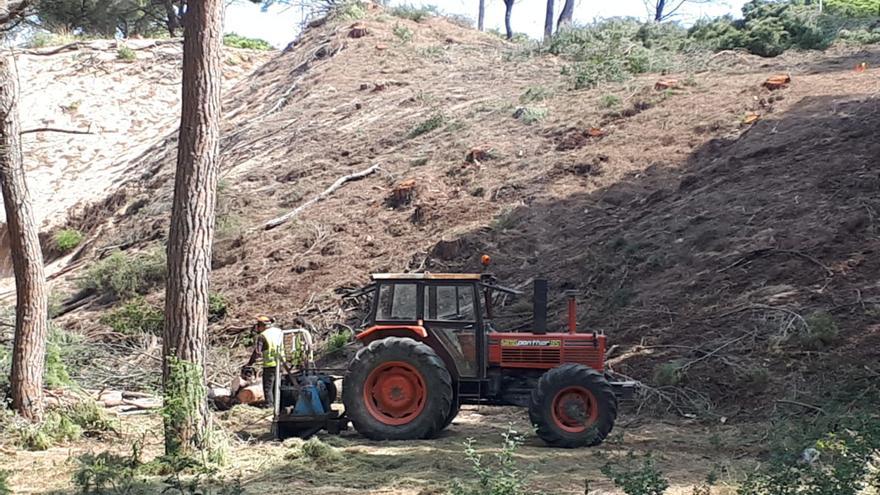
left=341, top=272, right=635, bottom=448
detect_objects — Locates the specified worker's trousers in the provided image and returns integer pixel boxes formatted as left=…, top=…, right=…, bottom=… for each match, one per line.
left=263, top=366, right=276, bottom=408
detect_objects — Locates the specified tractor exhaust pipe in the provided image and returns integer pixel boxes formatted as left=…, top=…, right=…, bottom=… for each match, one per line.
left=533, top=279, right=547, bottom=334
left=565, top=290, right=578, bottom=334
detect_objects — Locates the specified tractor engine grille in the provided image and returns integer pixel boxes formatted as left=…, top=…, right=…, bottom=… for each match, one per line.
left=489, top=335, right=605, bottom=371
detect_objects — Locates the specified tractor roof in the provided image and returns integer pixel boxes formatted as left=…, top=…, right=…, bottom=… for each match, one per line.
left=371, top=273, right=482, bottom=281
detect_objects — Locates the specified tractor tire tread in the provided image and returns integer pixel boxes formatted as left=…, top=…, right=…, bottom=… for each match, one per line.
left=343, top=337, right=453, bottom=441
left=528, top=363, right=617, bottom=448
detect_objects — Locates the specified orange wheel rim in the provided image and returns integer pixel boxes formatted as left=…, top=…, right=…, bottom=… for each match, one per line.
left=551, top=386, right=599, bottom=433
left=363, top=361, right=427, bottom=426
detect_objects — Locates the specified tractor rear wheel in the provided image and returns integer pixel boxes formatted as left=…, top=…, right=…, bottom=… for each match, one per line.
left=528, top=364, right=617, bottom=448
left=343, top=337, right=453, bottom=440
left=441, top=398, right=459, bottom=431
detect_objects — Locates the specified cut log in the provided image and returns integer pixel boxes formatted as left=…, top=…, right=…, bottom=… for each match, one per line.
left=349, top=23, right=368, bottom=38
left=387, top=179, right=417, bottom=208
left=235, top=383, right=265, bottom=404
left=763, top=74, right=791, bottom=90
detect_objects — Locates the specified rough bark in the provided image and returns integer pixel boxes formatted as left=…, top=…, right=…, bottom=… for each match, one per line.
left=544, top=0, right=555, bottom=41
left=478, top=0, right=485, bottom=31
left=0, top=32, right=49, bottom=420
left=557, top=0, right=574, bottom=30
left=503, top=0, right=514, bottom=40
left=162, top=0, right=223, bottom=456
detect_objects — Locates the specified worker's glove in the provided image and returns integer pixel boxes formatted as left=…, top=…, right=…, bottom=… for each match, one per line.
left=240, top=365, right=256, bottom=380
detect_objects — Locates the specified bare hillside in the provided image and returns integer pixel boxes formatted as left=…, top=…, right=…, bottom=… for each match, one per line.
left=41, top=10, right=880, bottom=416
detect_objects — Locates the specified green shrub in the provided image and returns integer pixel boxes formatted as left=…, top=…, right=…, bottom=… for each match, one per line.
left=789, top=311, right=838, bottom=349
left=54, top=228, right=84, bottom=253
left=223, top=33, right=272, bottom=50
left=601, top=453, right=669, bottom=495
left=519, top=86, right=552, bottom=103
left=331, top=0, right=368, bottom=21
left=390, top=4, right=438, bottom=22
left=209, top=293, right=228, bottom=322
left=393, top=23, right=413, bottom=42
left=689, top=0, right=834, bottom=57
left=515, top=106, right=547, bottom=125
left=80, top=249, right=166, bottom=300
left=116, top=46, right=136, bottom=61
left=67, top=399, right=118, bottom=437
left=44, top=331, right=73, bottom=388
left=837, top=23, right=880, bottom=44
left=100, top=297, right=164, bottom=335
left=738, top=416, right=880, bottom=495
left=74, top=451, right=141, bottom=494
left=600, top=94, right=622, bottom=108
left=444, top=13, right=474, bottom=29
left=408, top=113, right=446, bottom=138
left=652, top=361, right=684, bottom=387
left=13, top=409, right=83, bottom=450
left=826, top=0, right=880, bottom=17
left=450, top=426, right=535, bottom=495
left=325, top=330, right=351, bottom=353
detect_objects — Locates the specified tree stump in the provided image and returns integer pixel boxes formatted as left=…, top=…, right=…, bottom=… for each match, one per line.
left=349, top=23, right=369, bottom=38
left=388, top=179, right=417, bottom=208
left=763, top=74, right=791, bottom=90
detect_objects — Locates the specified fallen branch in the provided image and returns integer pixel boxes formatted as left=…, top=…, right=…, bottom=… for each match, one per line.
left=263, top=163, right=380, bottom=230
left=21, top=126, right=94, bottom=135
left=775, top=399, right=825, bottom=414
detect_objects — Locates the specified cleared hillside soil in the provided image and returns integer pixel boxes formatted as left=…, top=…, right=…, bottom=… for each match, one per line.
left=0, top=407, right=754, bottom=494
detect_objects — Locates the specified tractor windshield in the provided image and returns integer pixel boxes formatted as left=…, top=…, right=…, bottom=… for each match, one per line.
left=424, top=285, right=475, bottom=321
left=375, top=283, right=418, bottom=321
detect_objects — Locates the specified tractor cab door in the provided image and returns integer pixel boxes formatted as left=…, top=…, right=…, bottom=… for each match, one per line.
left=422, top=282, right=483, bottom=378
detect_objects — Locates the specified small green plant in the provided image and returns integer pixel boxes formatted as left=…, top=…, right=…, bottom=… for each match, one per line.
left=67, top=399, right=118, bottom=437
left=788, top=312, right=839, bottom=350
left=390, top=4, right=438, bottom=22
left=408, top=112, right=446, bottom=138
left=74, top=451, right=141, bottom=494
left=223, top=33, right=272, bottom=50
left=450, top=426, right=534, bottom=495
left=100, top=297, right=164, bottom=335
left=13, top=408, right=83, bottom=450
left=44, top=330, right=74, bottom=388
left=653, top=361, right=685, bottom=387
left=80, top=249, right=166, bottom=300
left=162, top=357, right=226, bottom=466
left=600, top=94, right=622, bottom=108
left=515, top=106, right=547, bottom=125
left=601, top=453, right=669, bottom=495
left=0, top=469, right=11, bottom=495
left=393, top=23, right=413, bottom=42
left=116, top=46, right=136, bottom=61
left=54, top=228, right=84, bottom=253
left=208, top=293, right=228, bottom=322
left=519, top=86, right=552, bottom=103
left=325, top=329, right=351, bottom=353
left=301, top=437, right=343, bottom=465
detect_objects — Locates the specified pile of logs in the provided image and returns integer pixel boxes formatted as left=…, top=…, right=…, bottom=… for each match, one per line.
left=44, top=388, right=162, bottom=414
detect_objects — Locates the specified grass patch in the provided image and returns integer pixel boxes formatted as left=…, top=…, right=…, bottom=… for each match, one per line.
left=223, top=33, right=272, bottom=50
left=54, top=228, right=84, bottom=253
left=408, top=112, right=446, bottom=138
left=790, top=311, right=839, bottom=349
left=99, top=297, right=164, bottom=335
left=0, top=470, right=9, bottom=495
left=2, top=399, right=116, bottom=451
left=286, top=437, right=343, bottom=466
left=116, top=46, right=136, bottom=61
left=331, top=0, right=368, bottom=21
left=393, top=23, right=413, bottom=42
left=80, top=249, right=166, bottom=300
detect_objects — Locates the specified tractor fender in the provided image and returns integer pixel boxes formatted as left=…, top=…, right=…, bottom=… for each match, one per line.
left=356, top=325, right=427, bottom=342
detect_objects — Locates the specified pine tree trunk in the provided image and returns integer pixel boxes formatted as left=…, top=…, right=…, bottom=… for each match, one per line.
left=503, top=0, right=514, bottom=40
left=544, top=0, right=555, bottom=42
left=0, top=43, right=49, bottom=422
left=162, top=0, right=223, bottom=456
left=557, top=0, right=575, bottom=30
left=478, top=0, right=485, bottom=31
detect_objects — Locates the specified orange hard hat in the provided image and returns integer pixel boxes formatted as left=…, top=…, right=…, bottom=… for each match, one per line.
left=255, top=315, right=272, bottom=324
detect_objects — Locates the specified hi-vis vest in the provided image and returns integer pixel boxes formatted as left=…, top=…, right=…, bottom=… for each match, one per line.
left=260, top=327, right=284, bottom=368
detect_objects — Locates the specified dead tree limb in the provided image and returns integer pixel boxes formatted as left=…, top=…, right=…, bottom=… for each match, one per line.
left=263, top=163, right=380, bottom=230
left=21, top=126, right=93, bottom=135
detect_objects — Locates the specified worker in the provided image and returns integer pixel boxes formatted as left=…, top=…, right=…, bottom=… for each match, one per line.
left=246, top=315, right=283, bottom=409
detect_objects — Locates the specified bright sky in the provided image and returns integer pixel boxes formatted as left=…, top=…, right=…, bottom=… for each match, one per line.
left=225, top=0, right=748, bottom=49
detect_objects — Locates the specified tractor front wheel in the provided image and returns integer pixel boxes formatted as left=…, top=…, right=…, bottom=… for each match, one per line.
left=528, top=364, right=617, bottom=448
left=343, top=337, right=453, bottom=440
